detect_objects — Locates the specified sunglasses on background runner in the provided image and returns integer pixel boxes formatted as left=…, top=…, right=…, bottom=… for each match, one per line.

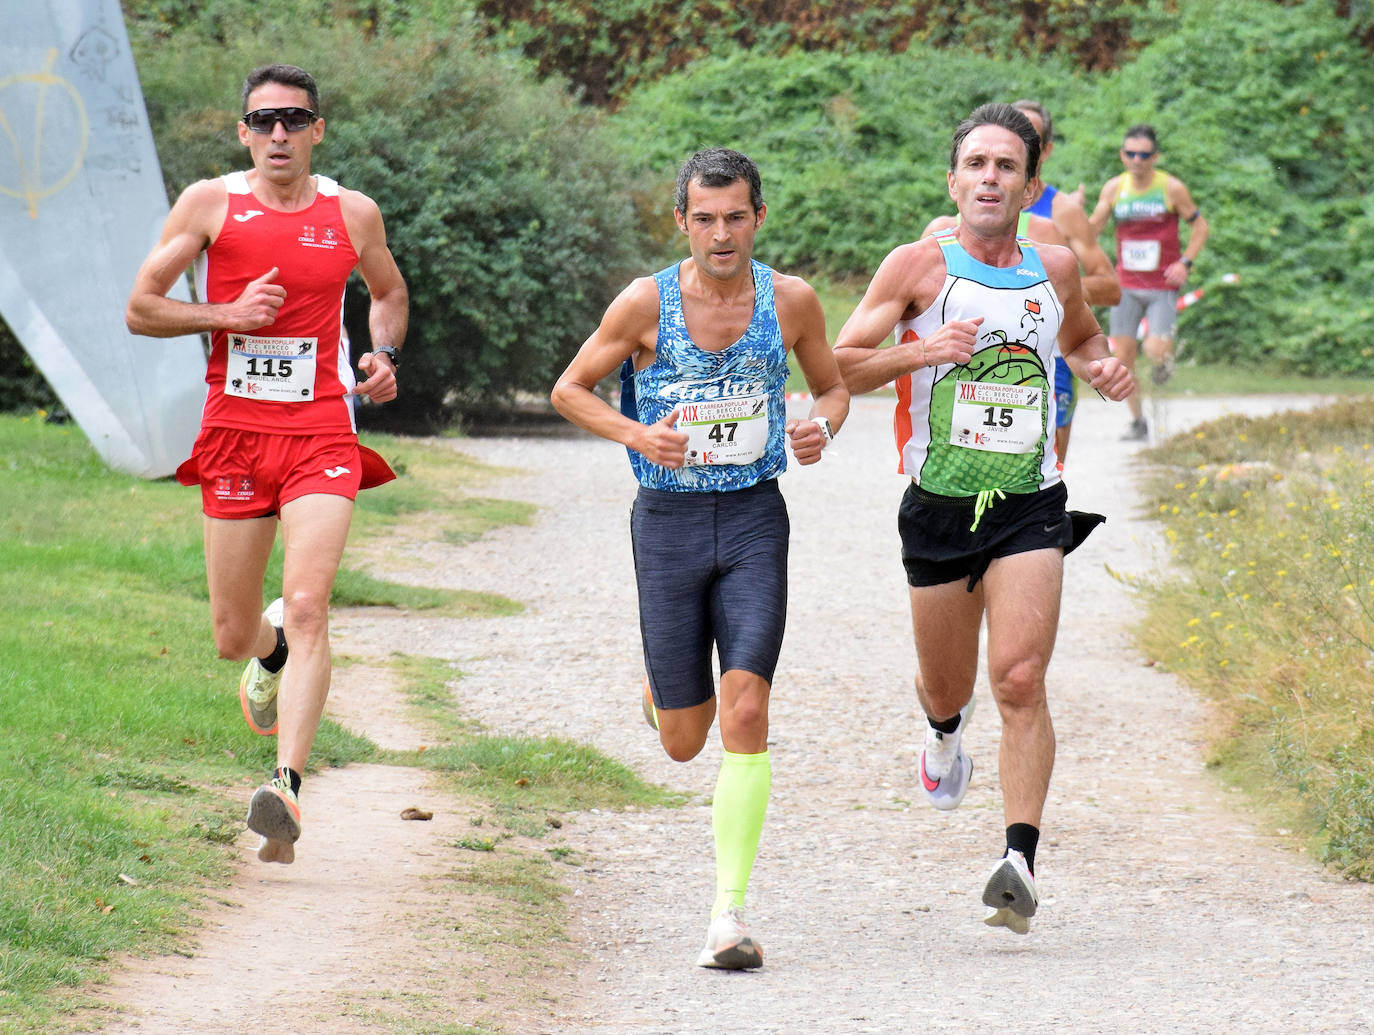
left=1122, top=149, right=1156, bottom=160
left=241, top=107, right=318, bottom=133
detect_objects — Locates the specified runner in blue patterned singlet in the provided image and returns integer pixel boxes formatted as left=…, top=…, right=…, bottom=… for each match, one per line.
left=552, top=149, right=848, bottom=970
left=835, top=104, right=1133, bottom=935
left=1012, top=100, right=1120, bottom=466
left=619, top=258, right=789, bottom=492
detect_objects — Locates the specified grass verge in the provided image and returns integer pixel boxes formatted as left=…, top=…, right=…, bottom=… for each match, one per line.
left=1131, top=399, right=1374, bottom=878
left=0, top=414, right=668, bottom=1034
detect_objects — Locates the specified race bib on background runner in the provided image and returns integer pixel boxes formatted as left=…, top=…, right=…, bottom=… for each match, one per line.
left=1121, top=240, right=1162, bottom=272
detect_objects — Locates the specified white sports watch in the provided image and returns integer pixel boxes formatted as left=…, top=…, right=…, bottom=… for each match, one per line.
left=813, top=416, right=834, bottom=444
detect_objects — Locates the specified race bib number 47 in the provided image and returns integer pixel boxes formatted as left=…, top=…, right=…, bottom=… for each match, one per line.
left=678, top=394, right=769, bottom=467
left=949, top=381, right=1043, bottom=454
left=225, top=334, right=318, bottom=402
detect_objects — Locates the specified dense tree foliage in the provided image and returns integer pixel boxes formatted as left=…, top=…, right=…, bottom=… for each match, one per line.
left=472, top=0, right=1185, bottom=106
left=4, top=1, right=1370, bottom=417
left=610, top=0, right=1374, bottom=374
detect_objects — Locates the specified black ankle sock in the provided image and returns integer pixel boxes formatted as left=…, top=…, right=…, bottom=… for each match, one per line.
left=260, top=626, right=288, bottom=674
left=275, top=766, right=302, bottom=796
left=929, top=712, right=962, bottom=735
left=1006, top=823, right=1040, bottom=874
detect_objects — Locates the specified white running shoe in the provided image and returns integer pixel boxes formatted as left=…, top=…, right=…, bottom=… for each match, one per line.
left=919, top=695, right=975, bottom=811
left=239, top=598, right=285, bottom=736
left=982, top=849, right=1038, bottom=934
left=695, top=906, right=763, bottom=970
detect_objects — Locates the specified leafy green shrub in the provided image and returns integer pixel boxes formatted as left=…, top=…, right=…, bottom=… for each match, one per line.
left=129, top=19, right=647, bottom=430
left=612, top=0, right=1374, bottom=379
left=0, top=320, right=59, bottom=413
left=611, top=48, right=1074, bottom=276
left=1054, top=1, right=1374, bottom=376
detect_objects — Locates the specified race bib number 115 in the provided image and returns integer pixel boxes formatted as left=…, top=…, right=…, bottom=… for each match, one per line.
left=225, top=334, right=318, bottom=402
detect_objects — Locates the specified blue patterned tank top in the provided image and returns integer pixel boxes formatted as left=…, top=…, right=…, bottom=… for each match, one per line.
left=619, top=259, right=788, bottom=491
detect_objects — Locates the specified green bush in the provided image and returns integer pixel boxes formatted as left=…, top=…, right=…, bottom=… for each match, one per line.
left=1054, top=1, right=1374, bottom=375
left=610, top=48, right=1074, bottom=276
left=611, top=0, right=1374, bottom=377
left=0, top=320, right=59, bottom=413
left=127, top=17, right=647, bottom=430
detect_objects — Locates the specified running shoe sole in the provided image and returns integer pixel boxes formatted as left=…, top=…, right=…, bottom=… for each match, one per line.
left=982, top=854, right=1037, bottom=934
left=246, top=784, right=301, bottom=843
left=695, top=907, right=764, bottom=969
left=697, top=941, right=764, bottom=970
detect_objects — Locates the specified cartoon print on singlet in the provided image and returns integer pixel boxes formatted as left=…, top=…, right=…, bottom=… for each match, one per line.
left=924, top=307, right=1050, bottom=491
left=894, top=229, right=1062, bottom=497
left=619, top=260, right=788, bottom=492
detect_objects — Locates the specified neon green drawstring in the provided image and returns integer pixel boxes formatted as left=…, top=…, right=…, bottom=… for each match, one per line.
left=970, top=488, right=1006, bottom=532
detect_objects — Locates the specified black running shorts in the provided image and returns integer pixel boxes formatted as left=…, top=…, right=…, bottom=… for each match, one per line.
left=898, top=480, right=1103, bottom=592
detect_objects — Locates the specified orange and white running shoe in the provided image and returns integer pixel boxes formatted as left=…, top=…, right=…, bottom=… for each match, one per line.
left=246, top=774, right=300, bottom=865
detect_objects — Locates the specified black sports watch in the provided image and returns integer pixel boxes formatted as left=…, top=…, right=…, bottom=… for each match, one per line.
left=371, top=345, right=399, bottom=368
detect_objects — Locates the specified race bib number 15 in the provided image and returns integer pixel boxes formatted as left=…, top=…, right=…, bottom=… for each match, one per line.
left=949, top=381, right=1044, bottom=454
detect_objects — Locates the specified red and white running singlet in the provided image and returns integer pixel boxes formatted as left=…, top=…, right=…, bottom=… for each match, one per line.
left=194, top=172, right=360, bottom=435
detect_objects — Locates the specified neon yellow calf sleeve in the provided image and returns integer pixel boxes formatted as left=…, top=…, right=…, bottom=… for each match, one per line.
left=711, top=749, right=771, bottom=918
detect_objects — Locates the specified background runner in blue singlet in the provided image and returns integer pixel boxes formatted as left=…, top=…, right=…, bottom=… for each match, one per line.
left=1012, top=99, right=1121, bottom=465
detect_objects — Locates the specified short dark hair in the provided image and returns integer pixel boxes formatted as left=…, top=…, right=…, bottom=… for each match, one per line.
left=1011, top=99, right=1052, bottom=146
left=1123, top=123, right=1158, bottom=147
left=674, top=149, right=764, bottom=215
left=242, top=64, right=320, bottom=115
left=949, top=103, right=1040, bottom=179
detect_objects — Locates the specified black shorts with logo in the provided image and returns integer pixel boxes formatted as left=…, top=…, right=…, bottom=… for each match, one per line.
left=898, top=480, right=1103, bottom=592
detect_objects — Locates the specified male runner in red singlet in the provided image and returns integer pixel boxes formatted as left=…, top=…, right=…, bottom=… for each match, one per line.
left=1088, top=123, right=1208, bottom=440
left=126, top=64, right=408, bottom=864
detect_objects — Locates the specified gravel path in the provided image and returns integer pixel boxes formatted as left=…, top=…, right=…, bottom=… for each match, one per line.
left=83, top=390, right=1374, bottom=1034
left=342, top=389, right=1374, bottom=1034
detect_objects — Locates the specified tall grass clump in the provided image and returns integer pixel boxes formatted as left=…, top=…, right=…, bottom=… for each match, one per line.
left=1134, top=400, right=1374, bottom=879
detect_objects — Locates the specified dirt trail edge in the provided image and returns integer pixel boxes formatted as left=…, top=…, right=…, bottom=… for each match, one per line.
left=81, top=393, right=1373, bottom=1034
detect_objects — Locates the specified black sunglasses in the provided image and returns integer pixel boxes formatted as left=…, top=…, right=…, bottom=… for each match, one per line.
left=242, top=107, right=318, bottom=134
left=1122, top=148, right=1156, bottom=160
